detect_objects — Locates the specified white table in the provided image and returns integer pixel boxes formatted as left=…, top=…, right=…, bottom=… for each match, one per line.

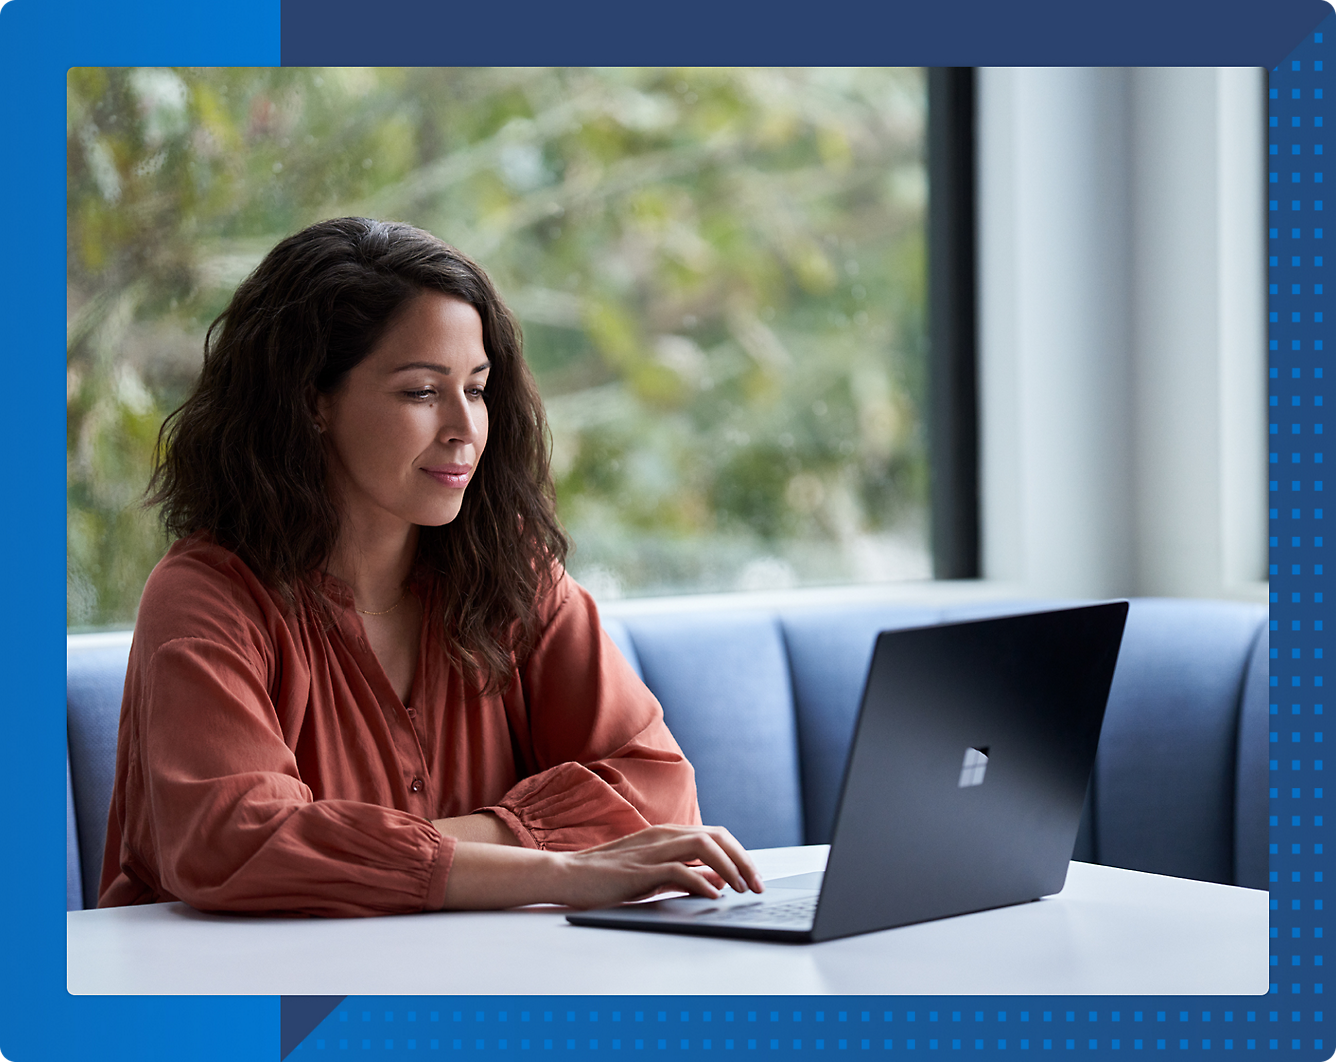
left=68, top=846, right=1268, bottom=996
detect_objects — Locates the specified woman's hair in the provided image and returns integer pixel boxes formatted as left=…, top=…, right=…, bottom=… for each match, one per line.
left=150, top=217, right=569, bottom=690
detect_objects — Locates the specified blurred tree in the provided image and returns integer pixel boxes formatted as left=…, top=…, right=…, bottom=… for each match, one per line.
left=67, top=66, right=927, bottom=627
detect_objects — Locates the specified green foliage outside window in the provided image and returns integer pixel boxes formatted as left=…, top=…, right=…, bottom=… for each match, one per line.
left=67, top=67, right=928, bottom=629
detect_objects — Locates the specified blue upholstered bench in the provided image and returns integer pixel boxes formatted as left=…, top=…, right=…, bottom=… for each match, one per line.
left=66, top=596, right=1269, bottom=911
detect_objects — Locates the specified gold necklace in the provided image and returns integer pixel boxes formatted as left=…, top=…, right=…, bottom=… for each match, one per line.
left=355, top=588, right=407, bottom=616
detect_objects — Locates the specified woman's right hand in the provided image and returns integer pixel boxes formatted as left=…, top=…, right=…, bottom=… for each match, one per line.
left=438, top=824, right=763, bottom=911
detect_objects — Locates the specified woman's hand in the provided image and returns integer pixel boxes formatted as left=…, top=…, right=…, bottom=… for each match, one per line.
left=551, top=824, right=764, bottom=909
left=438, top=824, right=763, bottom=911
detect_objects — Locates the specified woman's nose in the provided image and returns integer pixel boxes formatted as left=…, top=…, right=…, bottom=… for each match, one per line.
left=438, top=391, right=480, bottom=443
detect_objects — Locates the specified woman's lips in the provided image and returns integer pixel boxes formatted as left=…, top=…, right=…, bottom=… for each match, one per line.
left=423, top=465, right=472, bottom=488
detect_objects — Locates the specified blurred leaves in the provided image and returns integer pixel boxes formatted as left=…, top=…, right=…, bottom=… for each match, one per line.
left=68, top=66, right=928, bottom=626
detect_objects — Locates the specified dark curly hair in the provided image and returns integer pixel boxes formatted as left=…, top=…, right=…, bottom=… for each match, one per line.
left=149, top=217, right=569, bottom=690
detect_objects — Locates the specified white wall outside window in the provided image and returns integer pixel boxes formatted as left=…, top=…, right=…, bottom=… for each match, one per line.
left=977, top=67, right=1268, bottom=602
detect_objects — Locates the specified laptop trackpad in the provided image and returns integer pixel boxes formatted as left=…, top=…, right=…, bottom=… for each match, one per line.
left=763, top=871, right=825, bottom=891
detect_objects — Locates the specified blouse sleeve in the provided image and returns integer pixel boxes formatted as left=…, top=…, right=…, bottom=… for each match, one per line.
left=482, top=572, right=702, bottom=850
left=100, top=554, right=455, bottom=917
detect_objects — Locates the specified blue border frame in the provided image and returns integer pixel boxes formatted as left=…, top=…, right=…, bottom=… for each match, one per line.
left=284, top=998, right=1319, bottom=1057
left=1261, top=25, right=1332, bottom=1062
left=3, top=0, right=1327, bottom=1058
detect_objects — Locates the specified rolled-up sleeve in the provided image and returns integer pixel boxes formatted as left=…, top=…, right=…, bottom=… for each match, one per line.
left=485, top=574, right=701, bottom=850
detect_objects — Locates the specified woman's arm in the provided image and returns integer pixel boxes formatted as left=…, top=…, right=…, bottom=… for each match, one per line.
left=106, top=632, right=455, bottom=916
left=484, top=574, right=703, bottom=850
left=439, top=824, right=763, bottom=910
left=103, top=545, right=462, bottom=917
left=431, top=812, right=520, bottom=845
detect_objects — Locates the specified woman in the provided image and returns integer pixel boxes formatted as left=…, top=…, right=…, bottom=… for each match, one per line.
left=99, top=217, right=762, bottom=916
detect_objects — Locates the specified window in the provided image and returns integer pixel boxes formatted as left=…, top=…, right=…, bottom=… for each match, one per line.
left=67, top=68, right=930, bottom=627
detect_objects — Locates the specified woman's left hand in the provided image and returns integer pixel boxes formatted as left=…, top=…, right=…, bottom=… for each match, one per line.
left=549, top=824, right=765, bottom=909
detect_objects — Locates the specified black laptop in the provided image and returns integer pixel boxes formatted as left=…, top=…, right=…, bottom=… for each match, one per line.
left=567, top=601, right=1129, bottom=943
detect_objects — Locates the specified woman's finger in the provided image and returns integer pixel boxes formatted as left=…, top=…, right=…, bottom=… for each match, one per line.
left=572, top=824, right=764, bottom=902
left=662, top=826, right=761, bottom=894
left=617, top=829, right=748, bottom=893
left=687, top=833, right=750, bottom=894
left=698, top=825, right=764, bottom=893
left=698, top=867, right=725, bottom=889
left=663, top=862, right=722, bottom=899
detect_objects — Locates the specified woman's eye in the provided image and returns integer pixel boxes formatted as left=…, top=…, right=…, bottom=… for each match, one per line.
left=405, top=388, right=436, bottom=400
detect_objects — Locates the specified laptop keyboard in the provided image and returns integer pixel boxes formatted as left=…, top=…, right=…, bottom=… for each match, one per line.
left=698, top=895, right=817, bottom=926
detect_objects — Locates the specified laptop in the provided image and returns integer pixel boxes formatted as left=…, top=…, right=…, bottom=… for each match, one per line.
left=567, top=601, right=1129, bottom=943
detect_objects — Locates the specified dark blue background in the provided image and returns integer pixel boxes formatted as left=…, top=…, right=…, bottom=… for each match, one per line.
left=281, top=0, right=1326, bottom=67
left=0, top=0, right=1323, bottom=1058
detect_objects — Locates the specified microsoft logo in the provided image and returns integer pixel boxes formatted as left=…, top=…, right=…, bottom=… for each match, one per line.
left=958, top=746, right=990, bottom=788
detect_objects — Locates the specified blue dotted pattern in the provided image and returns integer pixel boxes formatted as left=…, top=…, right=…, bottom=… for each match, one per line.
left=287, top=1000, right=1324, bottom=1056
left=280, top=23, right=1336, bottom=1062
left=1268, top=19, right=1333, bottom=1058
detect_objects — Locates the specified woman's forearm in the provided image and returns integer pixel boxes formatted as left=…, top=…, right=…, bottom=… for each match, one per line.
left=438, top=842, right=568, bottom=908
left=431, top=811, right=522, bottom=845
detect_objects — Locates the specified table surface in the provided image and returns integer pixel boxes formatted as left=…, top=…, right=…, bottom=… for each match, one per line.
left=68, top=847, right=1268, bottom=996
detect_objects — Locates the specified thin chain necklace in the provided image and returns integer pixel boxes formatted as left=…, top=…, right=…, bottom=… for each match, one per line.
left=355, top=587, right=408, bottom=616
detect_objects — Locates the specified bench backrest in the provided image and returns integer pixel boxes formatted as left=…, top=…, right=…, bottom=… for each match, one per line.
left=603, top=597, right=1269, bottom=887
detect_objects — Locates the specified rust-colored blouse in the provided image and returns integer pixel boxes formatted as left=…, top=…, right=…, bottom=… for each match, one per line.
left=98, top=535, right=700, bottom=917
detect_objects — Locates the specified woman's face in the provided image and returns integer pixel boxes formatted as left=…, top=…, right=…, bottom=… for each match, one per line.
left=316, top=292, right=490, bottom=538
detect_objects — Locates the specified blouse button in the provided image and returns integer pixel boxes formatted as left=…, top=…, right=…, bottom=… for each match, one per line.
left=406, top=706, right=417, bottom=717
left=410, top=777, right=424, bottom=793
